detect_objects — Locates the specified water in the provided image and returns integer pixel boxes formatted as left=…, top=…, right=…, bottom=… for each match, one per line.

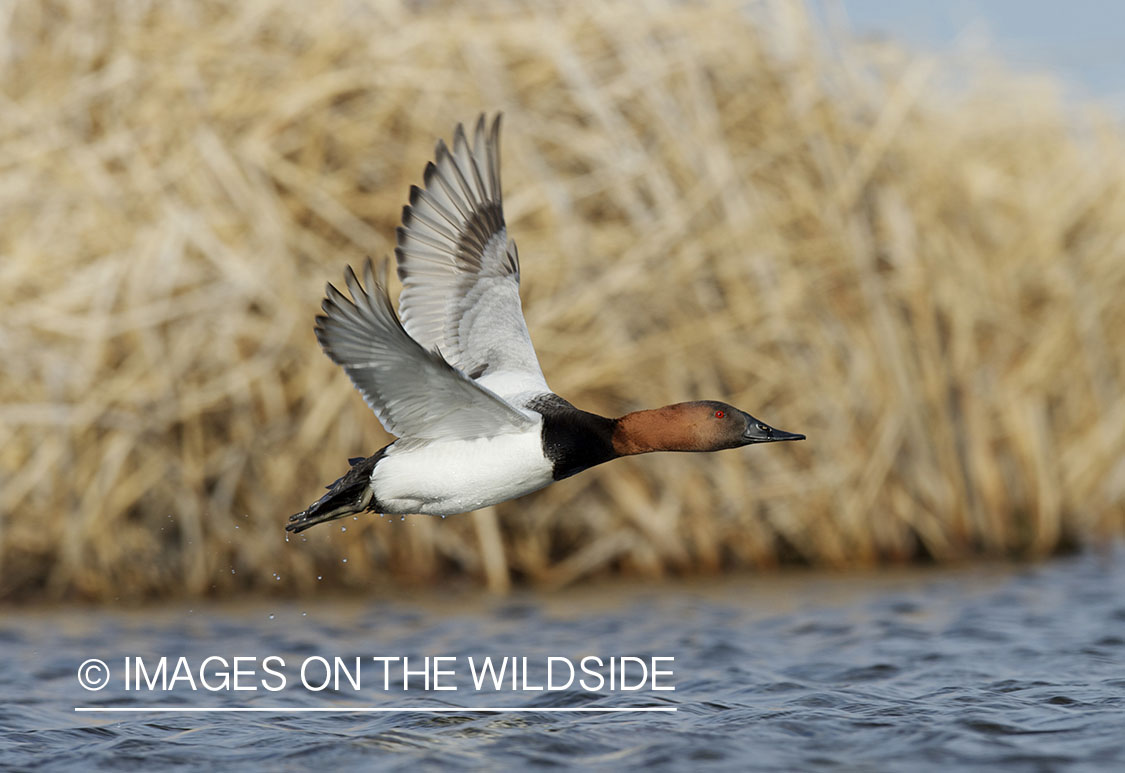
left=3, top=549, right=1124, bottom=770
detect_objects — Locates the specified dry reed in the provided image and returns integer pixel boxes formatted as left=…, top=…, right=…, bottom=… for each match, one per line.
left=1, top=0, right=1122, bottom=601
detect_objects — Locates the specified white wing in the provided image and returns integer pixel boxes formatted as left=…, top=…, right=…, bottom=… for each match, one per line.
left=395, top=114, right=549, bottom=400
left=315, top=259, right=535, bottom=441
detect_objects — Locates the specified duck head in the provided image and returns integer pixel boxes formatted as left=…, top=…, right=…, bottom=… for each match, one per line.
left=613, top=400, right=805, bottom=455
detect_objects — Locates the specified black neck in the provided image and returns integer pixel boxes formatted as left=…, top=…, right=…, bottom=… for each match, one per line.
left=528, top=394, right=617, bottom=480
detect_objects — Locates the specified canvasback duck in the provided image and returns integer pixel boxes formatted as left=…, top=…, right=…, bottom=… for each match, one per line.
left=287, top=115, right=804, bottom=533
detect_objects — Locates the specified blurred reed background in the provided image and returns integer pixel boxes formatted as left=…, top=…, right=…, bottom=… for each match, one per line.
left=1, top=0, right=1122, bottom=601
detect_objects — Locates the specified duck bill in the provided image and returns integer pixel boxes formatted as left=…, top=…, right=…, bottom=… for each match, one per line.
left=742, top=423, right=806, bottom=444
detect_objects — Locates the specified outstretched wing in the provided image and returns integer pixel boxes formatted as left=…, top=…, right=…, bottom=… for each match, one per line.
left=395, top=114, right=549, bottom=400
left=315, top=259, right=535, bottom=441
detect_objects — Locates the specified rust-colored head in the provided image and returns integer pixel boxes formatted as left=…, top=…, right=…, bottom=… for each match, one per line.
left=612, top=401, right=804, bottom=456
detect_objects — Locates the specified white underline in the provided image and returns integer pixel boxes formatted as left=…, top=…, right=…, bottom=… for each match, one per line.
left=75, top=706, right=676, bottom=713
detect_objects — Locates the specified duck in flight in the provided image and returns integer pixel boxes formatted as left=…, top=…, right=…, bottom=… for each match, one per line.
left=287, top=115, right=804, bottom=533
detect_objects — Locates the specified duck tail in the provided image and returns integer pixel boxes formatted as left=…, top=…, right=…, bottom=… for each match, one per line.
left=286, top=449, right=386, bottom=533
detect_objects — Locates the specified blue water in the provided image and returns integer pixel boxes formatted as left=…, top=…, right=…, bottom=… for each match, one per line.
left=3, top=549, right=1124, bottom=770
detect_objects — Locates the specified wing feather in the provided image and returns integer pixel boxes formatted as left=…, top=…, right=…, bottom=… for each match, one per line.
left=395, top=114, right=547, bottom=400
left=315, top=259, right=535, bottom=441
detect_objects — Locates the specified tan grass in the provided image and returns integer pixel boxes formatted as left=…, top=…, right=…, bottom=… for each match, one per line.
left=1, top=0, right=1123, bottom=600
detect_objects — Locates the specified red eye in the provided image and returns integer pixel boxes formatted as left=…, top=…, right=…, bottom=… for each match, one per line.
left=714, top=410, right=725, bottom=419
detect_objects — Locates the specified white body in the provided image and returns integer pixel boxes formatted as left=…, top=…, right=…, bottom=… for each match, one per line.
left=371, top=428, right=554, bottom=515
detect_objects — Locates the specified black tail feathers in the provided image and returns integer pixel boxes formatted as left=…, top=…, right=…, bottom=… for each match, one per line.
left=286, top=449, right=386, bottom=533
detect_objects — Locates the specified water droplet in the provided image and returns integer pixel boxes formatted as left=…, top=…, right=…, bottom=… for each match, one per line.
left=231, top=569, right=236, bottom=574
left=342, top=558, right=348, bottom=564
left=316, top=575, right=322, bottom=581
left=268, top=614, right=275, bottom=621
left=302, top=612, right=307, bottom=617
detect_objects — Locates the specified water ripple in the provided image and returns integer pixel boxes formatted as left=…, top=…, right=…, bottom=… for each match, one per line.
left=2, top=549, right=1124, bottom=769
